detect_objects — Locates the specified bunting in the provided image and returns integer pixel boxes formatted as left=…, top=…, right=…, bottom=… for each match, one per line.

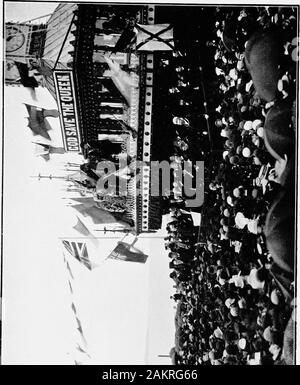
left=62, top=244, right=91, bottom=365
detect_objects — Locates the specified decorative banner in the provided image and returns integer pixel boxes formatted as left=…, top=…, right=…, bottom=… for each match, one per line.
left=53, top=71, right=81, bottom=152
left=70, top=197, right=130, bottom=228
left=136, top=24, right=174, bottom=51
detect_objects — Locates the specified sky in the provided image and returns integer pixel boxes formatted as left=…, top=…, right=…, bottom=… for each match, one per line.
left=5, top=2, right=58, bottom=23
left=3, top=0, right=300, bottom=367
left=2, top=1, right=176, bottom=364
left=2, top=87, right=175, bottom=364
left=2, top=72, right=176, bottom=367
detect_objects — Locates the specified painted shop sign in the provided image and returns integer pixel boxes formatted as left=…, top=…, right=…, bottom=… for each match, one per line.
left=54, top=70, right=81, bottom=152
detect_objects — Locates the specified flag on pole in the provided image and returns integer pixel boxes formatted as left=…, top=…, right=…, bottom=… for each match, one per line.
left=110, top=26, right=138, bottom=53
left=68, top=171, right=98, bottom=187
left=71, top=198, right=129, bottom=227
left=72, top=216, right=93, bottom=237
left=24, top=104, right=59, bottom=140
left=135, top=24, right=174, bottom=51
left=62, top=214, right=104, bottom=269
left=34, top=143, right=50, bottom=159
left=107, top=238, right=148, bottom=263
left=14, top=62, right=39, bottom=88
left=62, top=240, right=93, bottom=270
left=33, top=141, right=65, bottom=161
left=110, top=23, right=175, bottom=52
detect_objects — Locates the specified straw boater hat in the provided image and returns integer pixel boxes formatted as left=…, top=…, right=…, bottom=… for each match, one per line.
left=245, top=31, right=281, bottom=102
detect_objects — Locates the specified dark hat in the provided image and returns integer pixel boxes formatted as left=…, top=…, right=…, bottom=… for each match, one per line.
left=251, top=336, right=263, bottom=352
left=245, top=31, right=280, bottom=102
left=225, top=330, right=238, bottom=343
left=226, top=344, right=239, bottom=356
left=265, top=189, right=295, bottom=276
left=229, top=155, right=240, bottom=165
left=220, top=217, right=229, bottom=226
left=263, top=100, right=295, bottom=160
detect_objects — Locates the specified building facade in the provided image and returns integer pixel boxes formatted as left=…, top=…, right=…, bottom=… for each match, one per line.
left=39, top=3, right=163, bottom=234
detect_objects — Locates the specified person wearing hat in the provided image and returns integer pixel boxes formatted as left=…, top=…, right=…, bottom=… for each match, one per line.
left=263, top=99, right=295, bottom=162
left=244, top=31, right=280, bottom=102
left=265, top=188, right=295, bottom=279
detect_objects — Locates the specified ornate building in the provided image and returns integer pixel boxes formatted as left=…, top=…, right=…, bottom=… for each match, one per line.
left=37, top=3, right=163, bottom=234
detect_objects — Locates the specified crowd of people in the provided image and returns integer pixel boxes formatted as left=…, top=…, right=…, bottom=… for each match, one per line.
left=166, top=6, right=297, bottom=365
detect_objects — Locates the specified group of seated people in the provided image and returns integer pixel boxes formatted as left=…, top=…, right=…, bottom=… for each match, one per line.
left=166, top=6, right=297, bottom=365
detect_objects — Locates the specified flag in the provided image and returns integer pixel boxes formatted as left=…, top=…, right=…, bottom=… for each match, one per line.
left=103, top=56, right=138, bottom=106
left=34, top=143, right=50, bottom=159
left=24, top=104, right=57, bottom=140
left=110, top=26, right=137, bottom=53
left=71, top=215, right=104, bottom=251
left=71, top=198, right=128, bottom=227
left=62, top=240, right=93, bottom=270
left=42, top=109, right=60, bottom=118
left=107, top=240, right=148, bottom=263
left=73, top=216, right=93, bottom=237
left=68, top=171, right=97, bottom=187
left=14, top=62, right=39, bottom=88
left=33, top=141, right=65, bottom=161
left=71, top=302, right=77, bottom=314
left=72, top=203, right=119, bottom=225
left=76, top=344, right=89, bottom=355
left=70, top=197, right=96, bottom=205
left=136, top=24, right=174, bottom=51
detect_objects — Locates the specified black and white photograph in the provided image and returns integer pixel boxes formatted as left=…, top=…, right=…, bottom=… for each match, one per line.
left=0, top=0, right=299, bottom=367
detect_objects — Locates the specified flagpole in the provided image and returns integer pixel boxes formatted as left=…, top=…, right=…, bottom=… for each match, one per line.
left=30, top=173, right=71, bottom=181
left=93, top=228, right=167, bottom=239
left=137, top=235, right=166, bottom=239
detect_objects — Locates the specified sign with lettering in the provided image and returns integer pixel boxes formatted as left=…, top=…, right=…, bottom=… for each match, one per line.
left=54, top=70, right=81, bottom=152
